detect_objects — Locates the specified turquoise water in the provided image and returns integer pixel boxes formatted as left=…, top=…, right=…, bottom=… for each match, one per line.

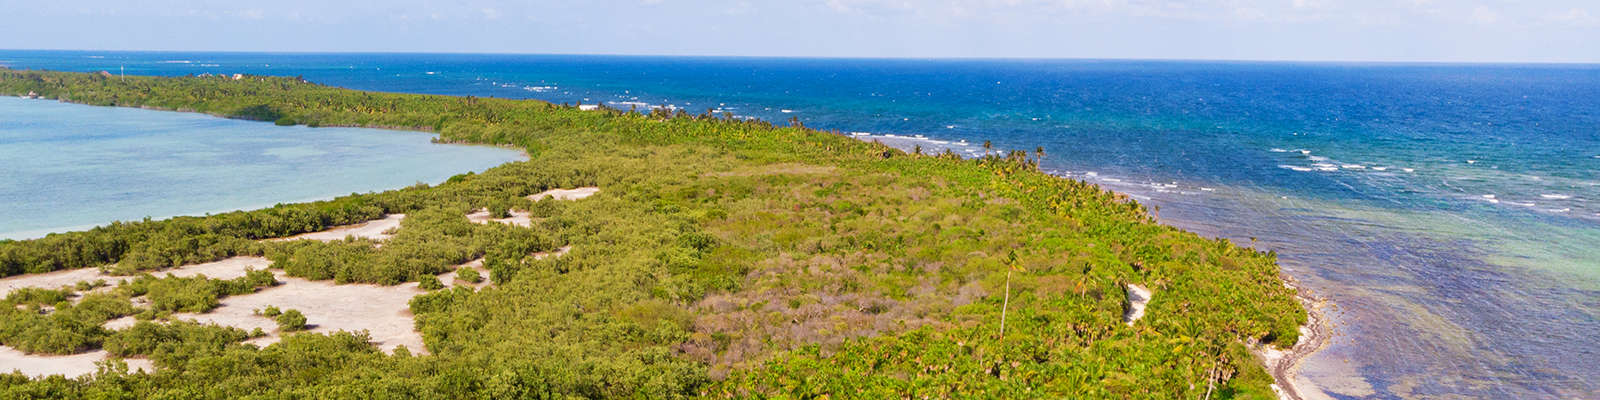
left=2, top=51, right=1596, bottom=398
left=0, top=96, right=524, bottom=239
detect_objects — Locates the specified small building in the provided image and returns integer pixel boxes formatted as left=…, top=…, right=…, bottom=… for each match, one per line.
left=97, top=70, right=114, bottom=78
left=578, top=104, right=600, bottom=111
left=233, top=74, right=244, bottom=80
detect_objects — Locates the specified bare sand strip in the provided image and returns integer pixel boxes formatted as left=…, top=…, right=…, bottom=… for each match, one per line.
left=173, top=272, right=428, bottom=354
left=466, top=209, right=534, bottom=227
left=0, top=256, right=272, bottom=298
left=268, top=214, right=406, bottom=242
left=529, top=187, right=599, bottom=201
left=1257, top=278, right=1334, bottom=400
left=1123, top=284, right=1152, bottom=326
left=0, top=346, right=154, bottom=378
left=0, top=268, right=104, bottom=298
left=438, top=258, right=490, bottom=289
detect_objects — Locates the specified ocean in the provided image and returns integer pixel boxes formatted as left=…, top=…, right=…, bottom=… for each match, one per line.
left=2, top=50, right=1596, bottom=398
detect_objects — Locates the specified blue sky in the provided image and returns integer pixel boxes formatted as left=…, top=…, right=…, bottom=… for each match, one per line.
left=4, top=0, right=1598, bottom=62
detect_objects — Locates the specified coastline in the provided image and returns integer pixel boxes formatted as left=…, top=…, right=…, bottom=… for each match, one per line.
left=1258, top=276, right=1333, bottom=400
left=0, top=70, right=1324, bottom=395
left=858, top=133, right=1329, bottom=396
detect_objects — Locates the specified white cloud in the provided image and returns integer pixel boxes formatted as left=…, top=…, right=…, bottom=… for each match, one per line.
left=481, top=8, right=501, bottom=20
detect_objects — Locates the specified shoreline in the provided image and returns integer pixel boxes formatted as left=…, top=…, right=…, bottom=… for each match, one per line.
left=857, top=134, right=1330, bottom=397
left=4, top=74, right=1325, bottom=395
left=1259, top=275, right=1333, bottom=400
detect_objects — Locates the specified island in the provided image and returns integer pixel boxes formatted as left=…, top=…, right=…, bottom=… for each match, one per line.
left=0, top=69, right=1308, bottom=399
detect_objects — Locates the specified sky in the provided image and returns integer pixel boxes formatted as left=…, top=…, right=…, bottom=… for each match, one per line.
left=3, top=0, right=1598, bottom=63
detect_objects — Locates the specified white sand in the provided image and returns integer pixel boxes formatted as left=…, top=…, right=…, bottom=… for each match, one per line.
left=533, top=245, right=572, bottom=260
left=438, top=258, right=490, bottom=289
left=1124, top=284, right=1152, bottom=326
left=0, top=346, right=154, bottom=378
left=0, top=256, right=271, bottom=299
left=268, top=214, right=406, bottom=242
left=171, top=272, right=428, bottom=354
left=0, top=268, right=104, bottom=298
left=466, top=209, right=534, bottom=227
left=102, top=316, right=139, bottom=330
left=529, top=187, right=600, bottom=201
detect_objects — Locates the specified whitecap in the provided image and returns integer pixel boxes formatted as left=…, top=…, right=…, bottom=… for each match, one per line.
left=1341, top=164, right=1366, bottom=169
left=1372, top=167, right=1389, bottom=171
left=1466, top=160, right=1476, bottom=164
left=1299, top=150, right=1312, bottom=155
left=1403, top=168, right=1416, bottom=173
left=1540, top=194, right=1572, bottom=200
left=1200, top=187, right=1216, bottom=191
left=1509, top=201, right=1536, bottom=207
left=780, top=109, right=793, bottom=113
left=1279, top=165, right=1314, bottom=172
left=1270, top=148, right=1289, bottom=153
left=945, top=125, right=956, bottom=129
left=1308, top=156, right=1329, bottom=161
left=425, top=71, right=437, bottom=75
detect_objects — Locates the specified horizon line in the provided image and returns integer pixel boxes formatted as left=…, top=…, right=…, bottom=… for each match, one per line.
left=4, top=47, right=1600, bottom=67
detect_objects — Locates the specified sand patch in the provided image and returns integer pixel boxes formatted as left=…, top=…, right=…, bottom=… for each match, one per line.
left=0, top=345, right=154, bottom=378
left=438, top=258, right=490, bottom=289
left=466, top=209, right=534, bottom=227
left=1123, top=284, right=1152, bottom=326
left=102, top=316, right=139, bottom=330
left=533, top=245, right=573, bottom=260
left=529, top=187, right=599, bottom=201
left=268, top=214, right=406, bottom=242
left=0, top=256, right=272, bottom=299
left=0, top=268, right=104, bottom=298
left=171, top=272, right=427, bottom=354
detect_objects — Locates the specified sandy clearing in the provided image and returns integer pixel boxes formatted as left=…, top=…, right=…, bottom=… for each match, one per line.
left=171, top=272, right=427, bottom=355
left=161, top=256, right=272, bottom=280
left=268, top=214, right=406, bottom=242
left=0, top=256, right=273, bottom=299
left=529, top=187, right=599, bottom=201
left=466, top=209, right=534, bottom=227
left=103, top=316, right=139, bottom=330
left=533, top=245, right=572, bottom=260
left=438, top=258, right=489, bottom=289
left=0, top=346, right=154, bottom=378
left=0, top=268, right=104, bottom=298
left=1124, top=284, right=1152, bottom=326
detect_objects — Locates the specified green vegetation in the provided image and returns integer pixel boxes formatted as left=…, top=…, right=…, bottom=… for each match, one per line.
left=0, top=69, right=1304, bottom=398
left=276, top=309, right=308, bottom=332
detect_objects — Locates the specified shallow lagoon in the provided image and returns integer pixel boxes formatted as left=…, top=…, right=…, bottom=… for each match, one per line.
left=0, top=96, right=525, bottom=239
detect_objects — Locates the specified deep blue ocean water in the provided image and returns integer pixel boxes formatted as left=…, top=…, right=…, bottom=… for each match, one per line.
left=2, top=51, right=1596, bottom=398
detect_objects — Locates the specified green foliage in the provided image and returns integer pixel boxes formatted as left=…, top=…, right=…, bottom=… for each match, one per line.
left=0, top=70, right=1306, bottom=398
left=276, top=309, right=308, bottom=332
left=455, top=267, right=481, bottom=284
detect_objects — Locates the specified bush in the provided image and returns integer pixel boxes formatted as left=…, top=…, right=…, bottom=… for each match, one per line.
left=456, top=267, right=482, bottom=284
left=418, top=275, right=444, bottom=291
left=276, top=309, right=307, bottom=332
